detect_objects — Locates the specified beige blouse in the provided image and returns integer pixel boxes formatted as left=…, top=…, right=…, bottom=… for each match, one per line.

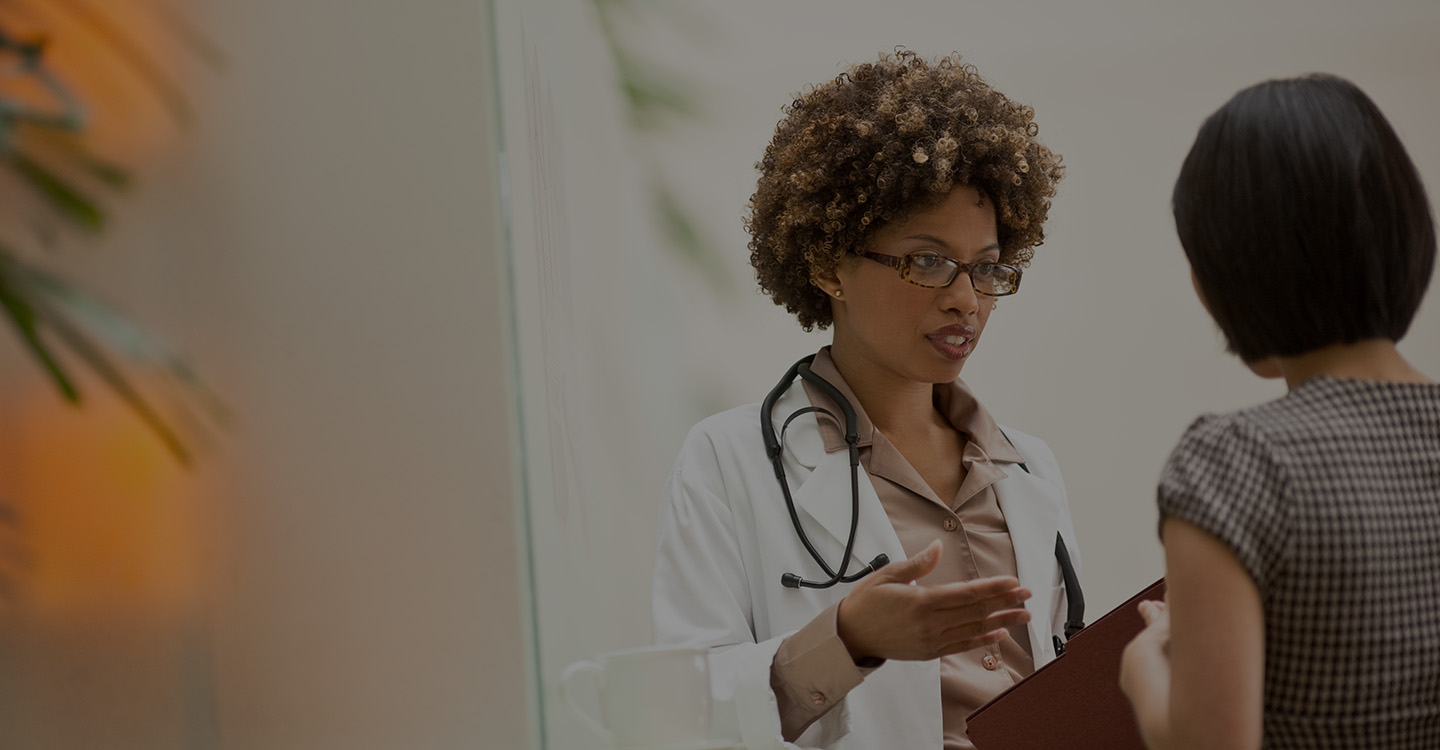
left=769, top=348, right=1033, bottom=749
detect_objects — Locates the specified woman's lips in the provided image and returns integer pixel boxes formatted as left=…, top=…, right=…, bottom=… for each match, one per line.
left=927, top=324, right=976, bottom=360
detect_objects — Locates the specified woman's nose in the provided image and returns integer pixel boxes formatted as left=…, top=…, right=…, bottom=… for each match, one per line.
left=938, top=276, right=981, bottom=315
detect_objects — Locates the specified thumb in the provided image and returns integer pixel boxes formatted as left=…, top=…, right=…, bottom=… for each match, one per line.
left=1137, top=599, right=1167, bottom=625
left=882, top=540, right=943, bottom=583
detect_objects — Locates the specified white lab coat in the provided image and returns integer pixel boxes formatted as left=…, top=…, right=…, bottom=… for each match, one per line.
left=652, top=376, right=1082, bottom=750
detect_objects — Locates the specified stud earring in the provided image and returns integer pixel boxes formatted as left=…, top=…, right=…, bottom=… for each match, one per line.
left=834, top=290, right=843, bottom=298
left=991, top=300, right=998, bottom=310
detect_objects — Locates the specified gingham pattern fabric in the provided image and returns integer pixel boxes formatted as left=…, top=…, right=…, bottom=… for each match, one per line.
left=1159, top=377, right=1440, bottom=749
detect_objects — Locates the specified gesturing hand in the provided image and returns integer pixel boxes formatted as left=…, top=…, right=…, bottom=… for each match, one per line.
left=835, top=540, right=1031, bottom=663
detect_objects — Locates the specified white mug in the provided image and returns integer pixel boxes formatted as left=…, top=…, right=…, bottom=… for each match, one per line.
left=559, top=646, right=716, bottom=749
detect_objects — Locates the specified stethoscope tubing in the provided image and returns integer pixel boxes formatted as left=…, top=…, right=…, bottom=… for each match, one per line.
left=762, top=355, right=889, bottom=589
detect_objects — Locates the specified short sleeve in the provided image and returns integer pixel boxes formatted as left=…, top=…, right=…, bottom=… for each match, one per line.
left=1157, top=414, right=1292, bottom=593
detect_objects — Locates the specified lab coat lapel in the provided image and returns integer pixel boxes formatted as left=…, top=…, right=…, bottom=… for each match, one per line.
left=772, top=381, right=905, bottom=570
left=993, top=464, right=1064, bottom=660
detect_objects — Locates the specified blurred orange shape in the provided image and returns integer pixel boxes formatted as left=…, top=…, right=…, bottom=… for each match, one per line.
left=0, top=380, right=209, bottom=621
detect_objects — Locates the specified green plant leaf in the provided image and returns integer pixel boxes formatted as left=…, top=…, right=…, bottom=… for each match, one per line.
left=655, top=189, right=702, bottom=258
left=0, top=251, right=202, bottom=464
left=0, top=252, right=79, bottom=402
left=616, top=55, right=698, bottom=130
left=72, top=154, right=129, bottom=190
left=21, top=265, right=230, bottom=426
left=653, top=184, right=732, bottom=294
left=19, top=277, right=192, bottom=464
left=0, top=4, right=224, bottom=466
left=21, top=130, right=133, bottom=190
left=7, top=150, right=105, bottom=231
left=588, top=0, right=731, bottom=298
left=53, top=141, right=130, bottom=190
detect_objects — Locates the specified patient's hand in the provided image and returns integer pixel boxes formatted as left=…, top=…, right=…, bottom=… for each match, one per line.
left=1120, top=599, right=1172, bottom=748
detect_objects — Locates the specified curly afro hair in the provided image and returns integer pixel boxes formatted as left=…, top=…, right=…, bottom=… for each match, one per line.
left=746, top=50, right=1065, bottom=330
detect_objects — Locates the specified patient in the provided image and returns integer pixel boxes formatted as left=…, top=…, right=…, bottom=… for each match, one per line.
left=1119, top=74, right=1440, bottom=749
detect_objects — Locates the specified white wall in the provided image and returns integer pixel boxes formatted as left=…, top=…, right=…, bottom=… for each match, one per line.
left=0, top=1, right=535, bottom=748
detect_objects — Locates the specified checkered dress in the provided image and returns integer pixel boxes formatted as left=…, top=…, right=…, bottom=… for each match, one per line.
left=1159, top=377, right=1440, bottom=749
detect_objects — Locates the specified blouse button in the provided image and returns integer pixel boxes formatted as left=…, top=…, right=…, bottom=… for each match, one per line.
left=982, top=654, right=999, bottom=671
left=942, top=517, right=959, bottom=532
left=810, top=691, right=827, bottom=706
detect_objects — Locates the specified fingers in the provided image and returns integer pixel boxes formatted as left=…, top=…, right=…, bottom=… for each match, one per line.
left=1137, top=599, right=1168, bottom=625
left=934, top=575, right=1023, bottom=598
left=938, top=607, right=1030, bottom=644
left=924, top=603, right=1031, bottom=658
left=926, top=577, right=1029, bottom=612
left=935, top=615, right=1030, bottom=657
left=935, top=585, right=1030, bottom=612
left=879, top=539, right=943, bottom=583
left=1132, top=601, right=1172, bottom=660
left=912, top=578, right=1030, bottom=648
left=942, top=628, right=1008, bottom=655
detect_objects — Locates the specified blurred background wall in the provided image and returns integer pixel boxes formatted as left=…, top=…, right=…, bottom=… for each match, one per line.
left=0, top=0, right=532, bottom=748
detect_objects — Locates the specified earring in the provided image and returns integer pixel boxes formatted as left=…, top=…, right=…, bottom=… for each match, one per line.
left=991, top=300, right=998, bottom=310
left=834, top=290, right=843, bottom=298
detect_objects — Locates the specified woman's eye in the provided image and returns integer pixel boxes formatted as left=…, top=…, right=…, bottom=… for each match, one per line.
left=972, top=261, right=997, bottom=277
left=910, top=253, right=944, bottom=270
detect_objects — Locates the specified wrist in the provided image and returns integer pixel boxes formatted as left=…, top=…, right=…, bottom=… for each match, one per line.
left=836, top=597, right=881, bottom=666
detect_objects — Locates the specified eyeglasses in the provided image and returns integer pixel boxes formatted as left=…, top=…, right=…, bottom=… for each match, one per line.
left=860, top=251, right=1023, bottom=296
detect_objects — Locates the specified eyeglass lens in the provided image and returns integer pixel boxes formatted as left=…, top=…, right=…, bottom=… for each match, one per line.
left=906, top=254, right=1017, bottom=294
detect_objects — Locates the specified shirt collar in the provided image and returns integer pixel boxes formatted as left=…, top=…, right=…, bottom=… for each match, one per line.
left=799, top=347, right=1026, bottom=465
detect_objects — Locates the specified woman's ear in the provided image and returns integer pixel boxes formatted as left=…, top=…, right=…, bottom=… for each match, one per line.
left=812, top=266, right=843, bottom=299
left=1245, top=357, right=1285, bottom=379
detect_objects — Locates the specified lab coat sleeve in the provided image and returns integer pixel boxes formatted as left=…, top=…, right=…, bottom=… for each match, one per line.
left=652, top=461, right=756, bottom=649
left=652, top=447, right=840, bottom=750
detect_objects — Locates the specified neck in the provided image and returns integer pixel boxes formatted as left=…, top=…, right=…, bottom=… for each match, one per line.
left=1275, top=339, right=1432, bottom=389
left=827, top=342, right=943, bottom=434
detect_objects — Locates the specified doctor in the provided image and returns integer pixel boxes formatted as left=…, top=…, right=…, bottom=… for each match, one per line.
left=653, top=51, right=1078, bottom=749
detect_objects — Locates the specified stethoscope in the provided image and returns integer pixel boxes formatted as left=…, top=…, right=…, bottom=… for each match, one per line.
left=761, top=354, right=1087, bottom=652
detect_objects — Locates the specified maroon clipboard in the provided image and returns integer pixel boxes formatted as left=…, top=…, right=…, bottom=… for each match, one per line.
left=966, top=579, right=1166, bottom=749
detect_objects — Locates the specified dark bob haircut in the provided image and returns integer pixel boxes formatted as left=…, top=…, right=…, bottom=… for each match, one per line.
left=1173, top=73, right=1435, bottom=362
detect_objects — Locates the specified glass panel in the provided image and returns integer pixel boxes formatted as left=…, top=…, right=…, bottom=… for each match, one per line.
left=490, top=0, right=708, bottom=746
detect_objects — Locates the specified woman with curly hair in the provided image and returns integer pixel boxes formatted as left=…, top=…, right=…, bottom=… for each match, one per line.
left=652, top=51, right=1077, bottom=749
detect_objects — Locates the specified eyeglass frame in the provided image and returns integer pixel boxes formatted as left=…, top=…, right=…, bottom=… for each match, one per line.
left=858, top=250, right=1023, bottom=296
